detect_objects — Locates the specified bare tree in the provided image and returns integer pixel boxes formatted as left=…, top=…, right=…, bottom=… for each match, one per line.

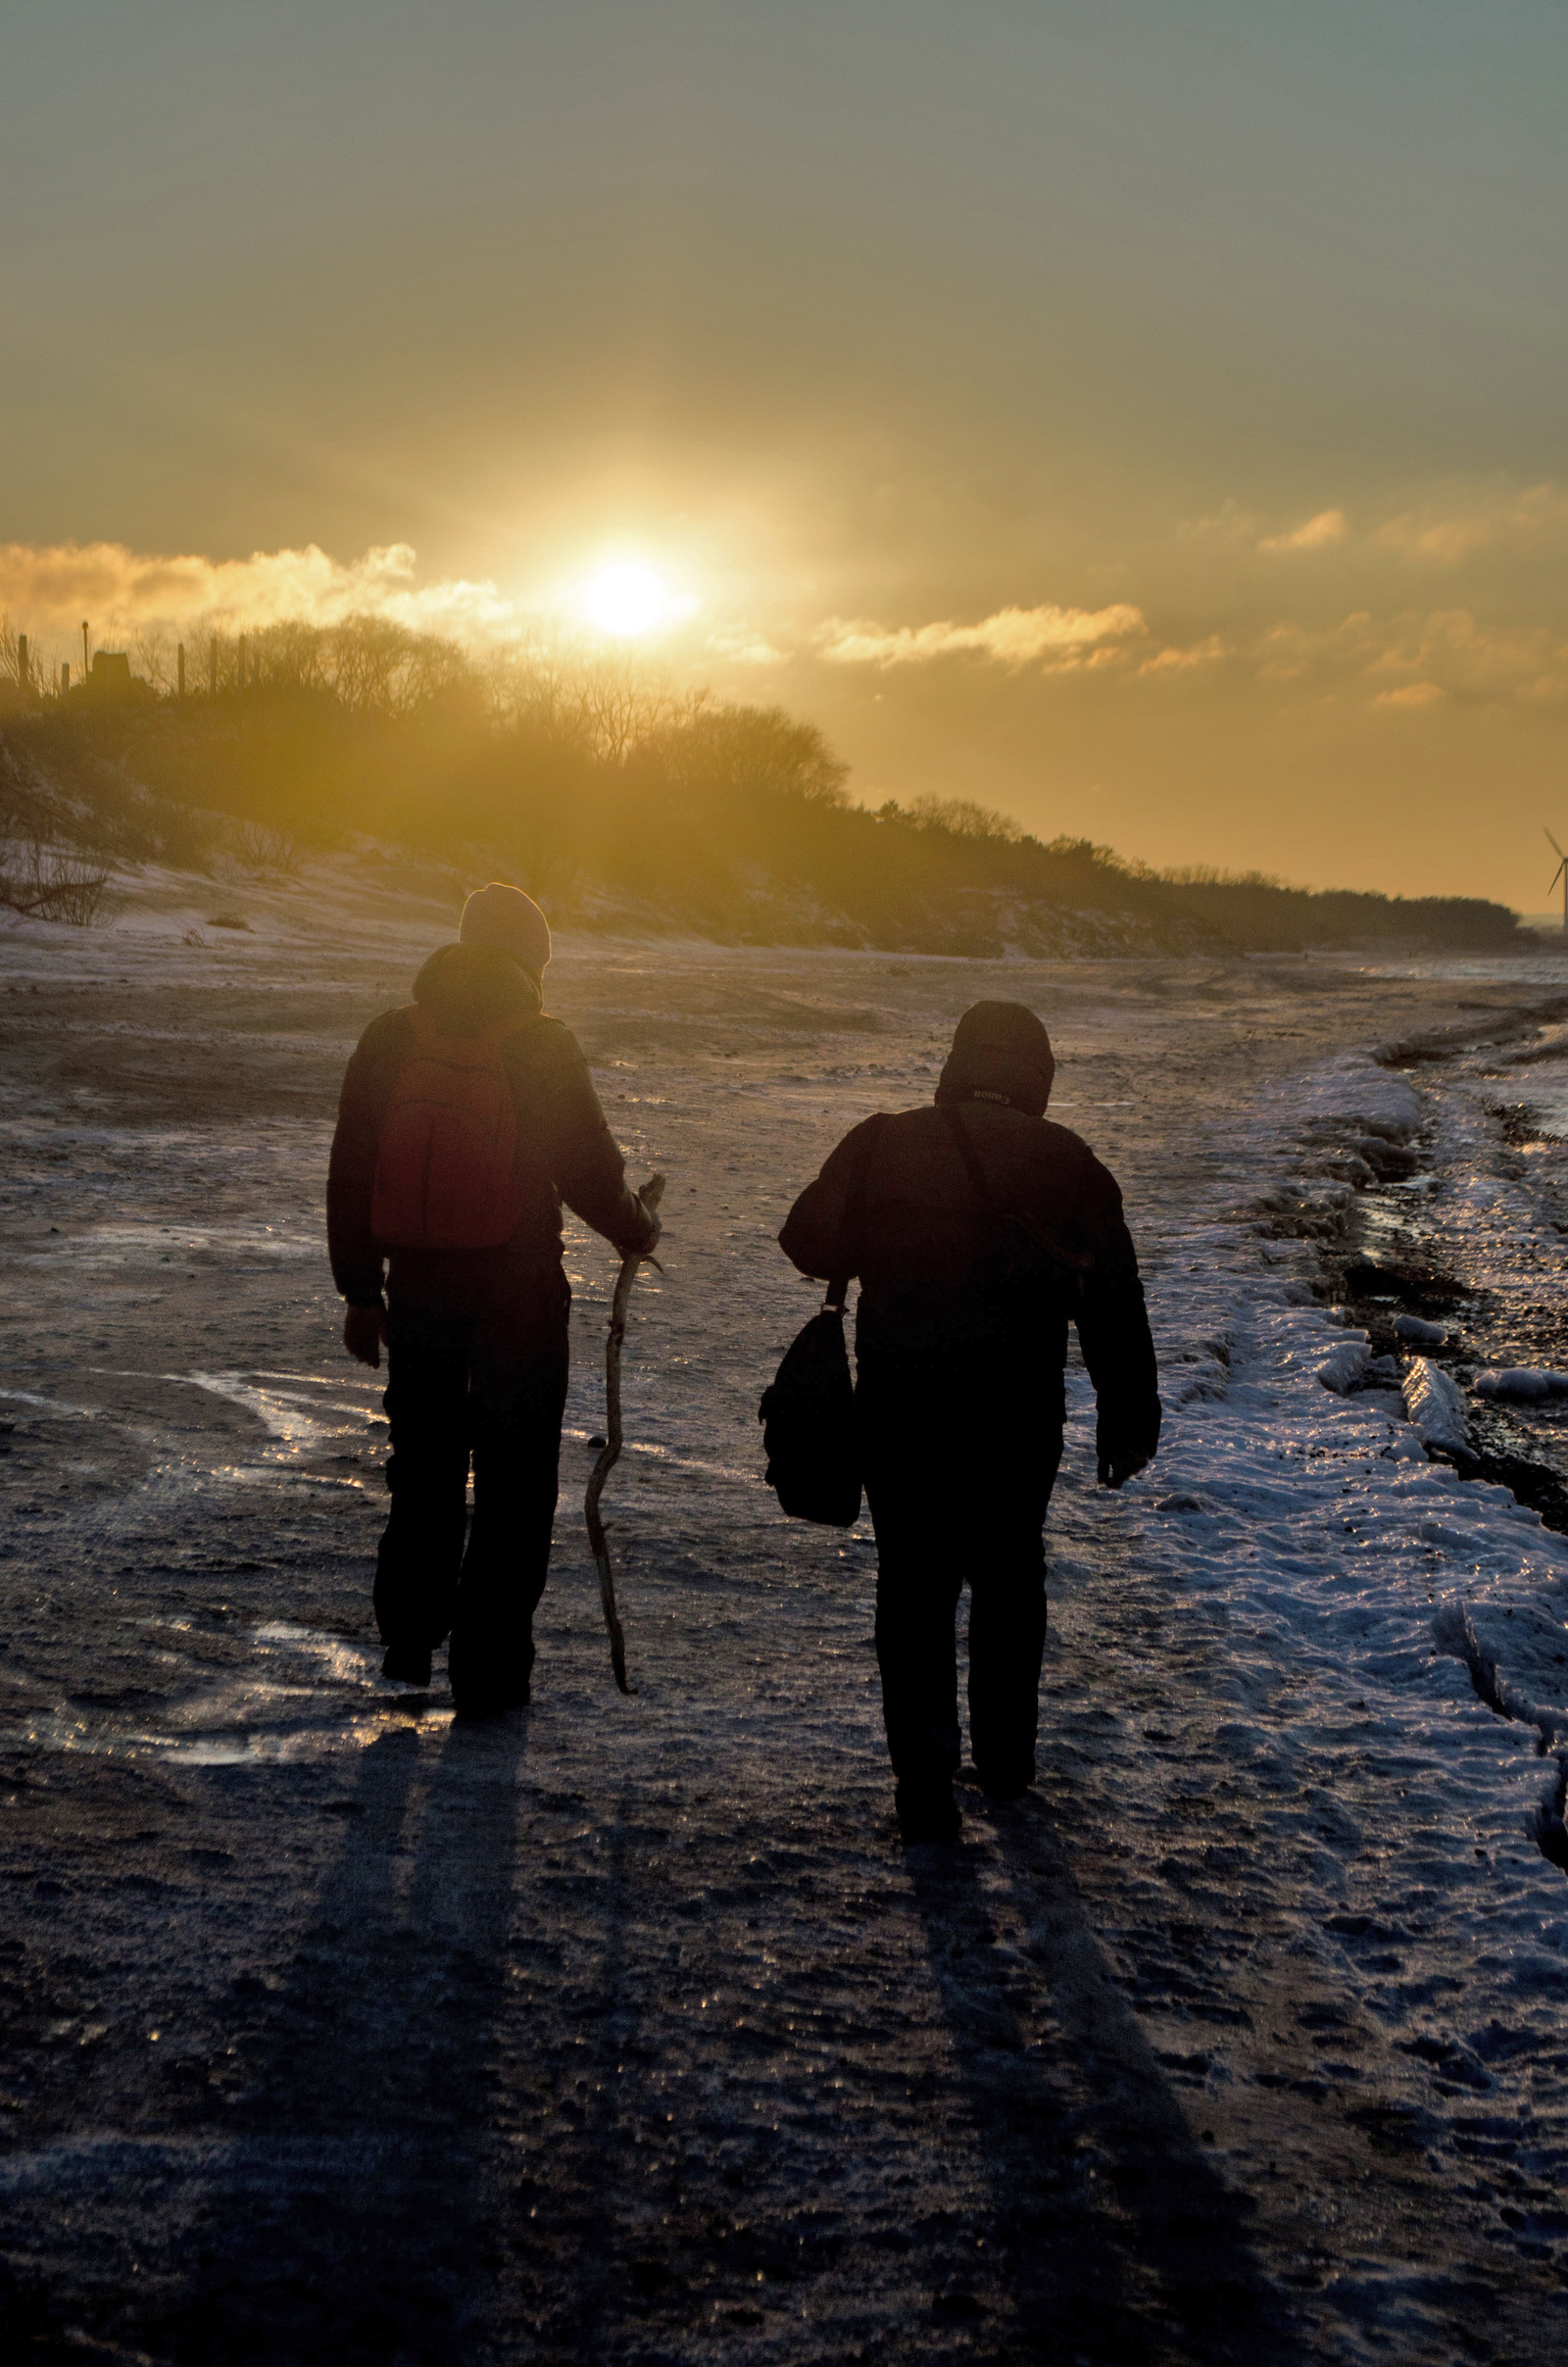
left=0, top=838, right=112, bottom=924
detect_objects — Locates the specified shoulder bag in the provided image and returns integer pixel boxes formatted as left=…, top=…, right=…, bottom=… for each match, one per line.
left=759, top=1116, right=886, bottom=1526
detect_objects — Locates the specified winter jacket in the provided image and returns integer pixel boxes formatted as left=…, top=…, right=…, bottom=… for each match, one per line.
left=327, top=942, right=654, bottom=1307
left=778, top=1098, right=1160, bottom=1463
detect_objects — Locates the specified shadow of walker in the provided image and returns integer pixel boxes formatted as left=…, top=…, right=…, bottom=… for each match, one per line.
left=904, top=1803, right=1307, bottom=2367
left=167, top=1711, right=527, bottom=2365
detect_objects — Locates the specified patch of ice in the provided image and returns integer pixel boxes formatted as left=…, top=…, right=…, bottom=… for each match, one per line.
left=177, top=1373, right=339, bottom=1449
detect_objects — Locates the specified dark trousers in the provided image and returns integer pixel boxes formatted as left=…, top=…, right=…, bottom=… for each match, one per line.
left=858, top=1366, right=1061, bottom=1799
left=375, top=1261, right=570, bottom=1687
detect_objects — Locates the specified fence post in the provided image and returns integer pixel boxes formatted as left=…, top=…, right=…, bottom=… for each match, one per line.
left=16, top=633, right=27, bottom=699
left=61, top=662, right=71, bottom=698
left=177, top=642, right=186, bottom=702
left=209, top=642, right=218, bottom=697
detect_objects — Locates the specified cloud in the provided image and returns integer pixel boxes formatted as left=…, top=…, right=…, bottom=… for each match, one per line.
left=1139, top=634, right=1229, bottom=676
left=706, top=627, right=786, bottom=666
left=0, top=539, right=525, bottom=648
left=1256, top=608, right=1568, bottom=706
left=818, top=601, right=1147, bottom=669
left=1258, top=509, right=1348, bottom=554
left=1375, top=482, right=1568, bottom=565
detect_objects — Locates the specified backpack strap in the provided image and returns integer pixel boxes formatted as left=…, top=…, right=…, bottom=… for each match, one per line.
left=942, top=1102, right=1091, bottom=1302
left=825, top=1114, right=889, bottom=1315
left=940, top=1102, right=996, bottom=1211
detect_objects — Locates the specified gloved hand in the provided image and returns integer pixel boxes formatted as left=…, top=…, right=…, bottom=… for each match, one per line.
left=1098, top=1445, right=1154, bottom=1490
left=343, top=1304, right=387, bottom=1369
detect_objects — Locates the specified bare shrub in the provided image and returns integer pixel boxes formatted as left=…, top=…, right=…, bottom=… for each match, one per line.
left=904, top=795, right=1023, bottom=843
left=228, top=818, right=301, bottom=873
left=0, top=837, right=113, bottom=925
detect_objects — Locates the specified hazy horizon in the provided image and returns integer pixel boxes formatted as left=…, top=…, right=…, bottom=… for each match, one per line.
left=5, top=2, right=1564, bottom=910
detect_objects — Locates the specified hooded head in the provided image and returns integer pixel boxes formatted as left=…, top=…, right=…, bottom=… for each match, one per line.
left=935, top=1001, right=1055, bottom=1117
left=459, top=881, right=552, bottom=981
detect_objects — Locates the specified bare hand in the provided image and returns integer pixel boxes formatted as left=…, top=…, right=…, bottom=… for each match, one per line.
left=636, top=1171, right=665, bottom=1257
left=343, top=1305, right=387, bottom=1369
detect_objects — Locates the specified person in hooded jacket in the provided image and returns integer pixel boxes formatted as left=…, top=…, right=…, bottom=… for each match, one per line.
left=778, top=1001, right=1159, bottom=1843
left=327, top=883, right=660, bottom=1715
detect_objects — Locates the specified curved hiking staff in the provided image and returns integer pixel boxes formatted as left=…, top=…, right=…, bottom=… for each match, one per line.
left=585, top=1173, right=666, bottom=1693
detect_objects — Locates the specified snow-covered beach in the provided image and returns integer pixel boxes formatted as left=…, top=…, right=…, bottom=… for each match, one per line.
left=3, top=864, right=1568, bottom=2361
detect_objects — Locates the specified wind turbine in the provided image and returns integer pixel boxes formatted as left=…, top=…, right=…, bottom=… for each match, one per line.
left=1549, top=829, right=1568, bottom=933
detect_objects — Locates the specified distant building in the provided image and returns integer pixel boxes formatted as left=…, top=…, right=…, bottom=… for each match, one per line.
left=74, top=651, right=150, bottom=705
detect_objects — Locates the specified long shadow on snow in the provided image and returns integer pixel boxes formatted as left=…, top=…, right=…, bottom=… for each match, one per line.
left=905, top=1805, right=1305, bottom=2366
left=165, top=1710, right=526, bottom=2366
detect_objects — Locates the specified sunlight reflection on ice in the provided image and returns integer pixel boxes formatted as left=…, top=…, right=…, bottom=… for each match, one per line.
left=6, top=1621, right=451, bottom=1763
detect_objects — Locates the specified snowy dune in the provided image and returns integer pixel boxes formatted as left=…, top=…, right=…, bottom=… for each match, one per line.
left=2, top=864, right=1567, bottom=2361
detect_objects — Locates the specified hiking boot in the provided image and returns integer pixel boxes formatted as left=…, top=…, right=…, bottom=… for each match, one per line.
left=450, top=1634, right=533, bottom=1720
left=381, top=1643, right=432, bottom=1687
left=976, top=1765, right=1033, bottom=1803
left=451, top=1672, right=530, bottom=1720
left=895, top=1783, right=961, bottom=1846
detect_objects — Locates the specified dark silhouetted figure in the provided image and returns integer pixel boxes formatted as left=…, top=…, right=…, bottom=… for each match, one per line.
left=328, top=884, right=659, bottom=1714
left=779, top=1002, right=1159, bottom=1842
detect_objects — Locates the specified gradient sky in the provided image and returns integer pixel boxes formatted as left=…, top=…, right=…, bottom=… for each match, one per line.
left=4, top=2, right=1565, bottom=908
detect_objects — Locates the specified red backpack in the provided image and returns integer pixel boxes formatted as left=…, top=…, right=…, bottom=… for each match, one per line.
left=370, top=1008, right=532, bottom=1250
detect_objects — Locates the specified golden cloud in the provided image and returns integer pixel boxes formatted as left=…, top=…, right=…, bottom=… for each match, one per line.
left=1258, top=509, right=1348, bottom=554
left=0, top=539, right=523, bottom=647
left=818, top=601, right=1147, bottom=669
left=706, top=627, right=787, bottom=666
left=1375, top=482, right=1568, bottom=565
left=1139, top=634, right=1230, bottom=676
left=1257, top=608, right=1568, bottom=705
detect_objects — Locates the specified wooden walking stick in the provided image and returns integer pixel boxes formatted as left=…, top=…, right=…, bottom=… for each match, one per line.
left=584, top=1173, right=665, bottom=1693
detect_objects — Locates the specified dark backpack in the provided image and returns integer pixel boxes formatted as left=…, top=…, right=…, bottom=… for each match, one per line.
left=760, top=1116, right=886, bottom=1527
left=370, top=1008, right=532, bottom=1250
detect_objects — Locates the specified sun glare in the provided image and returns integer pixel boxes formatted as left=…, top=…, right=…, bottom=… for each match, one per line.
left=582, top=563, right=669, bottom=637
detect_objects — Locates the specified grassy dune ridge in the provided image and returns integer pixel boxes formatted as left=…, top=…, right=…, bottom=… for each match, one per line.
left=0, top=619, right=1528, bottom=956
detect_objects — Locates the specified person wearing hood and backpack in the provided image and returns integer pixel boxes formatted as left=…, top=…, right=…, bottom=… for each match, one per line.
left=777, top=1001, right=1159, bottom=1844
left=327, top=883, right=660, bottom=1716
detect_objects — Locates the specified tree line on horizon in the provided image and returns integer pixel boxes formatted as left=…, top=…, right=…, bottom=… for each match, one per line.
left=0, top=612, right=1526, bottom=955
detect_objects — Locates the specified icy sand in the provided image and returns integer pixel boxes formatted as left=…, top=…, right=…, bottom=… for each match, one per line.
left=3, top=862, right=1568, bottom=2363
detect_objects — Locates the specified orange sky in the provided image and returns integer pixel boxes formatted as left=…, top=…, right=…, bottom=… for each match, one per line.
left=3, top=3, right=1565, bottom=909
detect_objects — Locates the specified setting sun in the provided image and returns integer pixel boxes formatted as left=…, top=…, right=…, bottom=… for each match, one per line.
left=581, top=563, right=670, bottom=637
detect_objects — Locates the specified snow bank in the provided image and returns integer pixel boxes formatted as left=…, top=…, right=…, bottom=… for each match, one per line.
left=1292, top=1052, right=1423, bottom=1143
left=1474, top=1366, right=1568, bottom=1403
left=1315, top=1335, right=1370, bottom=1393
